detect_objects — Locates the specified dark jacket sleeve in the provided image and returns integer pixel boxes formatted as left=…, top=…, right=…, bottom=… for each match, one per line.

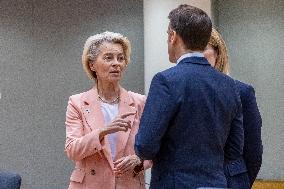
left=134, top=73, right=178, bottom=160
left=224, top=84, right=244, bottom=161
left=240, top=84, right=263, bottom=185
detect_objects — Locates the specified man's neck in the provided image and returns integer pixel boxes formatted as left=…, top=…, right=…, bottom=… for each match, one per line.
left=175, top=49, right=203, bottom=63
left=176, top=49, right=202, bottom=60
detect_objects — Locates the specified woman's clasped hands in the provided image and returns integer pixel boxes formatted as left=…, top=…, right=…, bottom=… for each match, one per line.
left=113, top=154, right=141, bottom=176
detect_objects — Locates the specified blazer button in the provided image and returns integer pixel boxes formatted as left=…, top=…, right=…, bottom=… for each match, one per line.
left=91, top=169, right=96, bottom=175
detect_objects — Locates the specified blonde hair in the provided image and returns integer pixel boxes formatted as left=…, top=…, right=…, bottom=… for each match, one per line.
left=82, top=31, right=131, bottom=80
left=208, top=28, right=230, bottom=74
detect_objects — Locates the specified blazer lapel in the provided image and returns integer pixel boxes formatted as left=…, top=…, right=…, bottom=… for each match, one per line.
left=81, top=87, right=104, bottom=131
left=114, top=87, right=137, bottom=160
left=81, top=87, right=114, bottom=169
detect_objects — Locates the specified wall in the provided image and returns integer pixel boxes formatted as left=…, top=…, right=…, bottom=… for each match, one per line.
left=0, top=0, right=144, bottom=188
left=212, top=0, right=284, bottom=179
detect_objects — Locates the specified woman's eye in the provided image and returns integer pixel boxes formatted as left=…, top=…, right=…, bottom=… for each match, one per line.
left=118, top=56, right=125, bottom=62
left=104, top=56, right=112, bottom=61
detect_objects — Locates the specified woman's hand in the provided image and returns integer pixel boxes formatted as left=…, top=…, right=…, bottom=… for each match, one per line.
left=113, top=155, right=141, bottom=176
left=99, top=112, right=136, bottom=140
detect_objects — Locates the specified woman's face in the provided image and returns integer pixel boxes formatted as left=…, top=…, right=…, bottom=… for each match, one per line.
left=89, top=42, right=126, bottom=83
left=203, top=44, right=217, bottom=67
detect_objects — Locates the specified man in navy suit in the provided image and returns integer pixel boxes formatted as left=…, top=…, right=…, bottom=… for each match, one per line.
left=135, top=4, right=244, bottom=189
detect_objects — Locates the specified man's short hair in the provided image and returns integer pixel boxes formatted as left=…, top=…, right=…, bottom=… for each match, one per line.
left=168, top=4, right=212, bottom=51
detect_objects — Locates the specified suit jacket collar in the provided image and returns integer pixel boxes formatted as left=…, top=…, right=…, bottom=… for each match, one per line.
left=80, top=86, right=136, bottom=168
left=177, top=56, right=211, bottom=66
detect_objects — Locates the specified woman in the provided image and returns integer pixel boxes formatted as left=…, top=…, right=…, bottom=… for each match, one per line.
left=204, top=28, right=263, bottom=189
left=65, top=31, right=150, bottom=189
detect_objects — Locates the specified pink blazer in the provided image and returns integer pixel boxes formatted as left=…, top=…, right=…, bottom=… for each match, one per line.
left=65, top=87, right=150, bottom=189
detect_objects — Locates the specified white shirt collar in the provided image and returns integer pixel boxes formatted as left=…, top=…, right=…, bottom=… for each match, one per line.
left=176, top=52, right=204, bottom=64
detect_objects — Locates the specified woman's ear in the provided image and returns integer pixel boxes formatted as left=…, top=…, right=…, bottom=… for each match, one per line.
left=89, top=62, right=96, bottom=71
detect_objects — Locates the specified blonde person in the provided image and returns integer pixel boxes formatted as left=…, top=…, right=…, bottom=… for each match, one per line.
left=65, top=31, right=150, bottom=189
left=204, top=28, right=262, bottom=189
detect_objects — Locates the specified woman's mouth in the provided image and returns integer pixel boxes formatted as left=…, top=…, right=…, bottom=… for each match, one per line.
left=110, top=70, right=120, bottom=75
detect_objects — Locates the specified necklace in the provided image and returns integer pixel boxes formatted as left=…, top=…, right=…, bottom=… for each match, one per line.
left=98, top=94, right=119, bottom=104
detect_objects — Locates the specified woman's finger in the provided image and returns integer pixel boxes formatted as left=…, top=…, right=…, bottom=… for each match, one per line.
left=113, top=118, right=130, bottom=125
left=117, top=121, right=131, bottom=130
left=115, top=123, right=129, bottom=131
left=114, top=157, right=129, bottom=170
left=117, top=162, right=136, bottom=174
left=126, top=121, right=131, bottom=128
left=112, top=119, right=130, bottom=128
left=114, top=155, right=141, bottom=175
left=113, top=157, right=125, bottom=165
left=120, top=112, right=136, bottom=119
left=107, top=125, right=127, bottom=134
left=112, top=118, right=124, bottom=123
left=115, top=156, right=138, bottom=172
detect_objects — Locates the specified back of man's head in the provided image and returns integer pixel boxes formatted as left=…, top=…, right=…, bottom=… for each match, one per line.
left=168, top=4, right=212, bottom=51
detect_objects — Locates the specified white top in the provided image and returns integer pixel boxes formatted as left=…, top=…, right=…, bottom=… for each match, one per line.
left=100, top=102, right=119, bottom=160
left=176, top=52, right=204, bottom=64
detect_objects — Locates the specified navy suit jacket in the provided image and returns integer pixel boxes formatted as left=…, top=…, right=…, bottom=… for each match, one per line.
left=224, top=80, right=262, bottom=189
left=135, top=57, right=244, bottom=189
left=0, top=171, right=21, bottom=189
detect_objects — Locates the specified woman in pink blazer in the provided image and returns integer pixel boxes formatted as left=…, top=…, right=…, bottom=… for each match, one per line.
left=65, top=31, right=150, bottom=189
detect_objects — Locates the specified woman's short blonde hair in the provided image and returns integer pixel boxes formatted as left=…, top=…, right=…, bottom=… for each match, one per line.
left=82, top=31, right=131, bottom=80
left=208, top=28, right=230, bottom=74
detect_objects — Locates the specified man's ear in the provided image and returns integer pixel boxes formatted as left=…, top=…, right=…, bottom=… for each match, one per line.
left=169, top=30, right=178, bottom=45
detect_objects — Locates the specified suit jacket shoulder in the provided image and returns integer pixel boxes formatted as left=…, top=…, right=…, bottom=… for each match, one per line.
left=127, top=91, right=146, bottom=117
left=235, top=80, right=254, bottom=96
left=235, top=80, right=260, bottom=114
left=68, top=92, right=85, bottom=107
left=128, top=91, right=146, bottom=104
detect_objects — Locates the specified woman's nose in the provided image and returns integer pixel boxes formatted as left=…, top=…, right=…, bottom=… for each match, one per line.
left=112, top=59, right=119, bottom=65
left=111, top=60, right=119, bottom=67
left=112, top=59, right=123, bottom=66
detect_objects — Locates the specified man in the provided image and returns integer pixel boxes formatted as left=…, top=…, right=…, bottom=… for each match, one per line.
left=135, top=4, right=244, bottom=189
